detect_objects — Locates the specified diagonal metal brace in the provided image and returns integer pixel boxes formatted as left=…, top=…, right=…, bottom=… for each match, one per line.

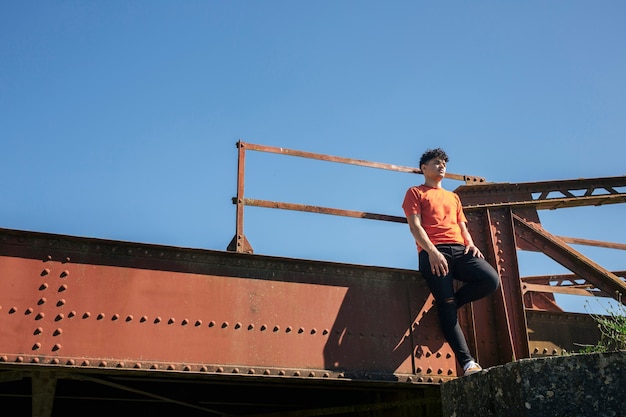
left=512, top=214, right=626, bottom=304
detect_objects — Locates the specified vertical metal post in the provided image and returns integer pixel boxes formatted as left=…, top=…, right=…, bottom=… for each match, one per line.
left=227, top=140, right=253, bottom=253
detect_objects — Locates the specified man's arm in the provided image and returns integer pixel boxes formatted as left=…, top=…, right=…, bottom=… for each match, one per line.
left=406, top=214, right=449, bottom=276
left=459, top=222, right=485, bottom=259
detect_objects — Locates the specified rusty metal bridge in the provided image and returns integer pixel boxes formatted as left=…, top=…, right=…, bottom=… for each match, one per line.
left=1, top=141, right=625, bottom=416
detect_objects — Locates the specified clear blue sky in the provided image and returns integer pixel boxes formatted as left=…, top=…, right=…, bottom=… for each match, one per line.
left=1, top=1, right=624, bottom=314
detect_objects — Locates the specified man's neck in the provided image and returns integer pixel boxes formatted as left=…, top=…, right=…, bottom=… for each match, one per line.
left=424, top=177, right=443, bottom=188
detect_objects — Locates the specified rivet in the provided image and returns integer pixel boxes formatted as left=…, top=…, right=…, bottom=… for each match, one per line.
left=51, top=358, right=59, bottom=364
left=543, top=348, right=548, bottom=354
left=168, top=318, right=175, bottom=324
left=56, top=299, right=65, bottom=307
left=338, top=373, right=344, bottom=378
left=294, top=371, right=301, bottom=376
left=32, top=342, right=41, bottom=350
left=58, top=284, right=68, bottom=292
left=208, top=321, right=215, bottom=327
left=417, top=377, right=424, bottom=382
left=140, top=316, right=147, bottom=322
left=34, top=327, right=43, bottom=335
left=97, top=313, right=105, bottom=320
left=278, top=370, right=286, bottom=376
left=55, top=313, right=64, bottom=321
left=126, top=316, right=133, bottom=322
left=167, top=365, right=175, bottom=370
left=427, top=367, right=433, bottom=374
left=133, top=363, right=141, bottom=369
left=32, top=358, right=40, bottom=363
left=83, top=312, right=91, bottom=319
left=53, top=329, right=62, bottom=336
left=436, top=352, right=441, bottom=358
left=232, top=368, right=240, bottom=374
left=437, top=368, right=443, bottom=374
left=222, top=322, right=229, bottom=328
left=310, top=328, right=317, bottom=334
left=308, top=372, right=315, bottom=377
left=286, top=326, right=292, bottom=333
left=82, top=360, right=90, bottom=366
left=9, top=307, right=17, bottom=314
left=273, top=326, right=280, bottom=332
left=16, top=357, right=24, bottom=363
left=35, top=313, right=45, bottom=320
left=264, top=369, right=271, bottom=375
left=112, top=314, right=119, bottom=321
left=41, top=269, right=50, bottom=276
left=448, top=369, right=454, bottom=375
left=181, top=319, right=189, bottom=326
left=194, top=320, right=202, bottom=326
left=64, top=257, right=70, bottom=263
left=25, top=308, right=34, bottom=315
left=39, top=284, right=48, bottom=290
left=260, top=324, right=267, bottom=331
left=45, top=255, right=52, bottom=262
left=427, top=377, right=434, bottom=382
left=216, top=367, right=224, bottom=373
left=67, top=359, right=75, bottom=365
left=99, top=361, right=107, bottom=367
left=407, top=376, right=413, bottom=382
left=200, top=366, right=208, bottom=372
left=298, top=328, right=304, bottom=334
left=417, top=367, right=423, bottom=373
left=154, top=317, right=161, bottom=323
left=248, top=369, right=255, bottom=374
left=234, top=322, right=241, bottom=329
left=323, top=372, right=330, bottom=378
left=183, top=366, right=191, bottom=371
left=60, top=270, right=69, bottom=277
left=322, top=329, right=329, bottom=335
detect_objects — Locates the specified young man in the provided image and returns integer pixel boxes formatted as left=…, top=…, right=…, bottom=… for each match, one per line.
left=402, top=148, right=500, bottom=376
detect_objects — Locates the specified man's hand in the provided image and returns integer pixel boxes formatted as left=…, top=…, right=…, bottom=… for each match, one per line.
left=464, top=244, right=484, bottom=259
left=429, top=250, right=449, bottom=276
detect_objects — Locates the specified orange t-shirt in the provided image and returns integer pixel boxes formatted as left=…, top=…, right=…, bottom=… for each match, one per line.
left=402, top=185, right=467, bottom=251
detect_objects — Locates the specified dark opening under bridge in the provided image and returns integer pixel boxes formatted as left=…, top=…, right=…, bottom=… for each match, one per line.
left=1, top=141, right=625, bottom=416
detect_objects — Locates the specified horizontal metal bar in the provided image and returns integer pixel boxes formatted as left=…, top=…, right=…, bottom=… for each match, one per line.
left=462, top=194, right=626, bottom=211
left=557, top=236, right=626, bottom=250
left=242, top=198, right=408, bottom=223
left=521, top=283, right=595, bottom=297
left=239, top=141, right=485, bottom=183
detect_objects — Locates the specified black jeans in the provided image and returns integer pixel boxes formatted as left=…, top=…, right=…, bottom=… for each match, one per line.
left=419, top=244, right=500, bottom=367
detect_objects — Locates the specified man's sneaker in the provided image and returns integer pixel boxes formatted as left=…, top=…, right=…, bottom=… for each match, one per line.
left=463, top=361, right=482, bottom=376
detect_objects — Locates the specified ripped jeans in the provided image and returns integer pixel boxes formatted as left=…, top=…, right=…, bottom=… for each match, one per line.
left=419, top=244, right=500, bottom=367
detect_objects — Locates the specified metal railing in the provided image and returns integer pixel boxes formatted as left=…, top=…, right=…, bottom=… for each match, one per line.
left=227, top=140, right=486, bottom=253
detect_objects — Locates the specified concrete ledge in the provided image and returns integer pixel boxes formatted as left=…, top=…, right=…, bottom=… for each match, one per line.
left=441, top=351, right=626, bottom=417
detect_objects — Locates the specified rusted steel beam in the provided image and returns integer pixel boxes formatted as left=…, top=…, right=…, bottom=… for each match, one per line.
left=240, top=141, right=486, bottom=184
left=241, top=198, right=407, bottom=223
left=526, top=311, right=601, bottom=357
left=463, top=208, right=529, bottom=368
left=227, top=141, right=254, bottom=254
left=522, top=270, right=626, bottom=284
left=0, top=227, right=458, bottom=386
left=521, top=283, right=595, bottom=297
left=557, top=236, right=626, bottom=251
left=456, top=176, right=626, bottom=210
left=513, top=215, right=626, bottom=305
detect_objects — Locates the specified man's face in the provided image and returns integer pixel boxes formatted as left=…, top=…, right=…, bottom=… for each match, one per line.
left=421, top=158, right=447, bottom=178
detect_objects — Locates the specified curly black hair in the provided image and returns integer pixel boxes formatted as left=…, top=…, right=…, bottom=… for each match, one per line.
left=419, top=148, right=449, bottom=168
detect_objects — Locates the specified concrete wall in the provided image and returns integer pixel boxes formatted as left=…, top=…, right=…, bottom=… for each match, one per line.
left=441, top=351, right=625, bottom=417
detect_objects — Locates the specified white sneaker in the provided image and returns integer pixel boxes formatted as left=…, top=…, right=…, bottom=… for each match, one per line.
left=463, top=361, right=482, bottom=376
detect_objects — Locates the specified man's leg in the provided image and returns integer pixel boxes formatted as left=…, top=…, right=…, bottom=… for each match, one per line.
left=419, top=249, right=475, bottom=368
left=453, top=250, right=500, bottom=308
